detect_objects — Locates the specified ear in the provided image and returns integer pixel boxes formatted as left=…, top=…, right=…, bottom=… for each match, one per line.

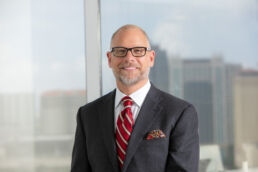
left=107, top=51, right=112, bottom=68
left=149, top=50, right=155, bottom=67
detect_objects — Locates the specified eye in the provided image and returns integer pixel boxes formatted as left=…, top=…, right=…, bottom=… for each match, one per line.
left=113, top=48, right=127, bottom=56
left=117, top=49, right=126, bottom=54
left=133, top=48, right=144, bottom=54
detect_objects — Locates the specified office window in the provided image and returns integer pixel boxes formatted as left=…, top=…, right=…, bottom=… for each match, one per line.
left=100, top=0, right=258, bottom=171
left=0, top=0, right=85, bottom=171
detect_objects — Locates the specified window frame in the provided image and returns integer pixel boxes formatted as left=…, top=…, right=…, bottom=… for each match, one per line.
left=84, top=0, right=102, bottom=102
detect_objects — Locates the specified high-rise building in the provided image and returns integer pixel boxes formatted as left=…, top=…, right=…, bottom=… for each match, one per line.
left=182, top=56, right=244, bottom=169
left=0, top=93, right=35, bottom=171
left=234, top=70, right=258, bottom=168
left=149, top=45, right=169, bottom=93
left=224, top=64, right=242, bottom=145
left=33, top=90, right=86, bottom=171
left=168, top=55, right=183, bottom=98
left=37, top=90, right=86, bottom=135
left=0, top=93, right=34, bottom=135
left=183, top=58, right=215, bottom=144
left=183, top=56, right=227, bottom=144
left=149, top=45, right=183, bottom=98
left=223, top=64, right=242, bottom=168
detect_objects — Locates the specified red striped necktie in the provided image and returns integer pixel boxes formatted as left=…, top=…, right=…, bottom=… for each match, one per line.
left=116, top=96, right=134, bottom=169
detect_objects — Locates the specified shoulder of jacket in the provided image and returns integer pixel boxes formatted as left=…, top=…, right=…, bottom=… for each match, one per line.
left=80, top=89, right=115, bottom=111
left=151, top=84, right=192, bottom=109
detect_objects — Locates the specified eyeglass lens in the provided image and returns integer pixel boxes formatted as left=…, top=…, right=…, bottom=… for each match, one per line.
left=112, top=47, right=146, bottom=57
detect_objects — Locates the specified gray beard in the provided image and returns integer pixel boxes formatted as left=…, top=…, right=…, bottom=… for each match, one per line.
left=117, top=68, right=150, bottom=86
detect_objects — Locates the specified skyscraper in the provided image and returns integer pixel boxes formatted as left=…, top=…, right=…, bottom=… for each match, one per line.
left=223, top=64, right=242, bottom=168
left=182, top=56, right=243, bottom=169
left=168, top=55, right=183, bottom=98
left=0, top=93, right=35, bottom=172
left=149, top=45, right=169, bottom=93
left=183, top=58, right=217, bottom=144
left=38, top=90, right=86, bottom=135
left=234, top=70, right=258, bottom=168
left=32, top=90, right=86, bottom=171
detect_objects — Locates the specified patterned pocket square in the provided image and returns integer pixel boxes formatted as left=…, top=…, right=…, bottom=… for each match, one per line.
left=145, top=129, right=166, bottom=140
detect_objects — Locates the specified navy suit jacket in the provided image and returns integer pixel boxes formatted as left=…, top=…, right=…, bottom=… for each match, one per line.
left=71, top=84, right=199, bottom=172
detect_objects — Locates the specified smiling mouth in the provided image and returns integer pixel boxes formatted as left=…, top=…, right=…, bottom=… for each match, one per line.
left=120, top=66, right=139, bottom=70
left=123, top=67, right=137, bottom=70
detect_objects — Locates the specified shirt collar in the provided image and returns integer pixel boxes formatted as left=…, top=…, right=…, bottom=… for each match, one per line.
left=115, top=80, right=151, bottom=108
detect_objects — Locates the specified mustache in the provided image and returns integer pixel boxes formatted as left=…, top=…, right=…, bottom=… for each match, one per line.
left=118, top=63, right=140, bottom=68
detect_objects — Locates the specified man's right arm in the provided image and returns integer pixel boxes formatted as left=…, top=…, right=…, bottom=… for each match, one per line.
left=71, top=107, right=92, bottom=172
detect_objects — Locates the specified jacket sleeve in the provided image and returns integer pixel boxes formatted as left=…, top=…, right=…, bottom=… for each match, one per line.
left=71, top=107, right=92, bottom=172
left=166, top=104, right=199, bottom=172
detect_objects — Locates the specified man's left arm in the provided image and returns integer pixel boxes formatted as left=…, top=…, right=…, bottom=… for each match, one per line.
left=166, top=104, right=199, bottom=172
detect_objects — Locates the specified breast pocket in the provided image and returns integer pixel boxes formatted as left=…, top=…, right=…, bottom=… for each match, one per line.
left=132, top=138, right=169, bottom=171
left=138, top=137, right=169, bottom=156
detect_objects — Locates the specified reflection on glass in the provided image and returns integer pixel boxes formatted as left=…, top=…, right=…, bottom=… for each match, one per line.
left=101, top=0, right=258, bottom=171
left=0, top=0, right=85, bottom=171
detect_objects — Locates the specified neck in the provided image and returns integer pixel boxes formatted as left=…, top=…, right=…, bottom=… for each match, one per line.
left=116, top=79, right=148, bottom=95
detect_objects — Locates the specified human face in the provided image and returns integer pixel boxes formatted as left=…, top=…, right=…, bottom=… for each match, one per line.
left=107, top=28, right=155, bottom=87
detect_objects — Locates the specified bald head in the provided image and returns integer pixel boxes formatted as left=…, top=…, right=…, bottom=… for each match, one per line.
left=110, top=24, right=151, bottom=49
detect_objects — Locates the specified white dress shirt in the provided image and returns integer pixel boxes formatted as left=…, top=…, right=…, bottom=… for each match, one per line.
left=114, top=80, right=151, bottom=130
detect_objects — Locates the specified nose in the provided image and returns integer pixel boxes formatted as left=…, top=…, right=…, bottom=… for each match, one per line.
left=124, top=49, right=135, bottom=62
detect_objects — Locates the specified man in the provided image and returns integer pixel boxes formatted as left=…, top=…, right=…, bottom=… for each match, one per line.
left=71, top=24, right=199, bottom=172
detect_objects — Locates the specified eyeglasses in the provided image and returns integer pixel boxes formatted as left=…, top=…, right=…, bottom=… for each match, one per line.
left=111, top=47, right=151, bottom=57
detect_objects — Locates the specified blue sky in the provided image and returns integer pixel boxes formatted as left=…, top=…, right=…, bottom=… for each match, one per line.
left=101, top=0, right=258, bottom=67
left=101, top=0, right=258, bottom=93
left=0, top=0, right=257, bottom=93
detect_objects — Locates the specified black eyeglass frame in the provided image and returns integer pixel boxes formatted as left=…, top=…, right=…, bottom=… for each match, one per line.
left=110, top=46, right=151, bottom=57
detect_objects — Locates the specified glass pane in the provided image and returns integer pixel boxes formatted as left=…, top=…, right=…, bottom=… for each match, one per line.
left=100, top=0, right=258, bottom=171
left=0, top=0, right=85, bottom=171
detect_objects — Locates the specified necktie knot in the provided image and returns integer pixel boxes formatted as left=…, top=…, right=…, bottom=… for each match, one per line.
left=122, top=96, right=133, bottom=107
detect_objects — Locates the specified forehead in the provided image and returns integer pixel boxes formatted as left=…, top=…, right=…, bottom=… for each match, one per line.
left=111, top=28, right=149, bottom=48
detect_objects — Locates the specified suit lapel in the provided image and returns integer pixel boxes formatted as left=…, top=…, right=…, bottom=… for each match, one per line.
left=97, top=90, right=120, bottom=172
left=122, top=85, right=163, bottom=172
